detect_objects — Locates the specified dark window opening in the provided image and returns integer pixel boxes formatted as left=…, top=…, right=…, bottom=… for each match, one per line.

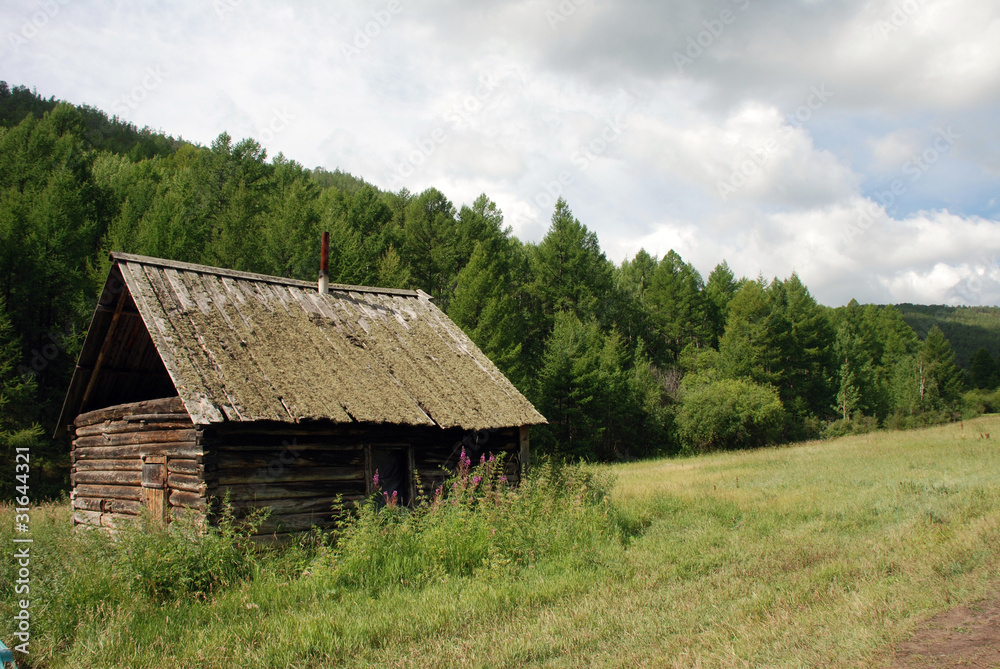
left=369, top=446, right=411, bottom=507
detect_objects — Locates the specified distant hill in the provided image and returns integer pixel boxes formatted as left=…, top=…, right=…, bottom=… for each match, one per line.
left=1, top=81, right=180, bottom=160
left=895, top=304, right=1000, bottom=369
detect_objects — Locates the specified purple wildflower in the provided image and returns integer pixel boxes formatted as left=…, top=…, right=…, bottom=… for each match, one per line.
left=372, top=470, right=379, bottom=487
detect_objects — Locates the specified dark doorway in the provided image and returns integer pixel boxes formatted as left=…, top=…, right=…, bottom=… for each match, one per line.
left=369, top=446, right=412, bottom=507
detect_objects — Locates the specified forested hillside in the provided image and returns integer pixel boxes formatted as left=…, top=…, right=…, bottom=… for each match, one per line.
left=895, top=303, right=1000, bottom=369
left=1, top=83, right=996, bottom=497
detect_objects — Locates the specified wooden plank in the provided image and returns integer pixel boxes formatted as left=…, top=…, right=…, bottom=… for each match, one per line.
left=229, top=495, right=350, bottom=515
left=215, top=451, right=365, bottom=469
left=166, top=459, right=203, bottom=476
left=74, top=396, right=186, bottom=427
left=207, top=423, right=371, bottom=437
left=74, top=428, right=198, bottom=448
left=141, top=485, right=167, bottom=523
left=162, top=268, right=197, bottom=311
left=73, top=470, right=142, bottom=486
left=216, top=467, right=364, bottom=486
left=219, top=481, right=365, bottom=502
left=169, top=490, right=206, bottom=509
left=167, top=473, right=206, bottom=493
left=75, top=484, right=142, bottom=501
left=73, top=444, right=140, bottom=460
left=73, top=443, right=200, bottom=460
left=72, top=459, right=143, bottom=472
left=212, top=441, right=364, bottom=453
left=72, top=497, right=103, bottom=512
left=75, top=418, right=193, bottom=438
left=73, top=497, right=142, bottom=515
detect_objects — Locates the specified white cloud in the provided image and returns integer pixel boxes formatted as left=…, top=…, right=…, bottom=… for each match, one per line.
left=2, top=0, right=999, bottom=306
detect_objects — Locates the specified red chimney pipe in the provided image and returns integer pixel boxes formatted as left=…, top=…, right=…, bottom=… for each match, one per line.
left=318, top=231, right=330, bottom=294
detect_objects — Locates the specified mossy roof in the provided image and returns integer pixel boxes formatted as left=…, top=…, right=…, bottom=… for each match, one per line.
left=59, top=253, right=544, bottom=432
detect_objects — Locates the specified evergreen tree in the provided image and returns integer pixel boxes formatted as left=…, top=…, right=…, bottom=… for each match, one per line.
left=829, top=300, right=884, bottom=418
left=918, top=325, right=964, bottom=409
left=835, top=362, right=862, bottom=421
left=401, top=187, right=458, bottom=304
left=611, top=249, right=659, bottom=358
left=198, top=133, right=274, bottom=273
left=528, top=198, right=613, bottom=326
left=533, top=312, right=610, bottom=460
left=448, top=241, right=526, bottom=387
left=719, top=279, right=785, bottom=387
left=454, top=194, right=509, bottom=273
left=779, top=274, right=835, bottom=419
left=705, top=260, right=737, bottom=346
left=645, top=250, right=712, bottom=361
left=262, top=156, right=321, bottom=280
left=0, top=296, right=43, bottom=498
left=968, top=347, right=999, bottom=389
left=322, top=184, right=396, bottom=286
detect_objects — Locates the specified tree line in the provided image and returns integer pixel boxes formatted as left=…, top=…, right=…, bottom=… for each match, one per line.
left=1, top=86, right=997, bottom=496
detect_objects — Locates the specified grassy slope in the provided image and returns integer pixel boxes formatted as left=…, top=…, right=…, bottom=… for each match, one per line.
left=4, top=417, right=1000, bottom=668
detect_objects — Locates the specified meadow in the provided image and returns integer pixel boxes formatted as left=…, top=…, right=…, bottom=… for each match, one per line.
left=3, top=416, right=1000, bottom=668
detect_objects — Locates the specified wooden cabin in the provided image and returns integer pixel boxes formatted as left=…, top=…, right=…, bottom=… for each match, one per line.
left=56, top=252, right=545, bottom=539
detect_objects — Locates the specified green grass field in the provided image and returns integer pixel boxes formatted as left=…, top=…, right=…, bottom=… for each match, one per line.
left=3, top=416, right=1000, bottom=668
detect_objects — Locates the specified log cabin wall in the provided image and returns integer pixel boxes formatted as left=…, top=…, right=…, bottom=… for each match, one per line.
left=71, top=396, right=205, bottom=529
left=203, top=423, right=526, bottom=540
left=202, top=422, right=367, bottom=538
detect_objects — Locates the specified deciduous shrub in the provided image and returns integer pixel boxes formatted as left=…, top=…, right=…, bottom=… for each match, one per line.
left=676, top=378, right=785, bottom=454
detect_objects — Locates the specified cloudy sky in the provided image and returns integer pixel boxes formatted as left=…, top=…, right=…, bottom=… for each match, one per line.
left=3, top=0, right=1000, bottom=306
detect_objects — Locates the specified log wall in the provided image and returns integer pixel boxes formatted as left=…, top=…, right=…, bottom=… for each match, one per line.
left=204, top=423, right=526, bottom=541
left=71, top=396, right=204, bottom=529
left=72, top=398, right=528, bottom=540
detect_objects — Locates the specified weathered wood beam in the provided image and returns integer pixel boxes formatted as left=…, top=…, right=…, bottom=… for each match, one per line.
left=74, top=428, right=198, bottom=448
left=74, top=484, right=141, bottom=501
left=72, top=471, right=142, bottom=486
left=73, top=443, right=201, bottom=460
left=72, top=459, right=143, bottom=472
left=216, top=466, right=363, bottom=486
left=74, top=397, right=187, bottom=427
left=75, top=418, right=194, bottom=438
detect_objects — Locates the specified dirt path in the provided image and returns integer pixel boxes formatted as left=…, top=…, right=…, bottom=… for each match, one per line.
left=893, top=595, right=1000, bottom=668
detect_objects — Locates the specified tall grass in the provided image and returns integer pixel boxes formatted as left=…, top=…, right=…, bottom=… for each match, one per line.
left=2, top=417, right=1000, bottom=667
left=322, top=452, right=617, bottom=592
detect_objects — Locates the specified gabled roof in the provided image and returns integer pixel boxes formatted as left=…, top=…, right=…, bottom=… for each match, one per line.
left=56, top=252, right=545, bottom=434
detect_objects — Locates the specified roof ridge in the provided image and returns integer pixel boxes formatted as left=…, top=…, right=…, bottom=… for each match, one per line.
left=110, top=252, right=420, bottom=297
